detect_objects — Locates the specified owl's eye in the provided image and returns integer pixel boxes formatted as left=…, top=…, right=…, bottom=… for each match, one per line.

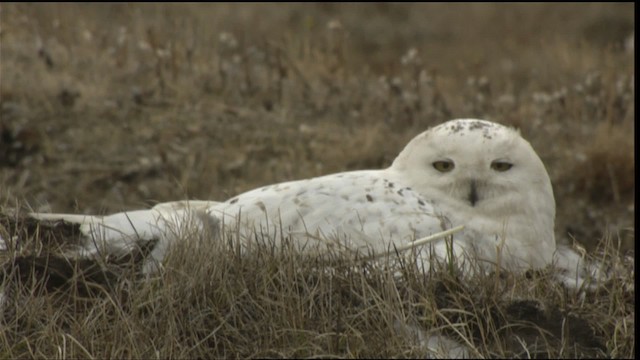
left=491, top=161, right=513, bottom=172
left=433, top=160, right=455, bottom=172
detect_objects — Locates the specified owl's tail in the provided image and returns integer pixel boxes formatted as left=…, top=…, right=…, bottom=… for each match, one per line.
left=0, top=201, right=221, bottom=311
left=1, top=201, right=221, bottom=274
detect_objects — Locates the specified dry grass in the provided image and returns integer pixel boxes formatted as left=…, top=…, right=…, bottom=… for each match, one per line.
left=0, top=223, right=634, bottom=358
left=0, top=3, right=635, bottom=358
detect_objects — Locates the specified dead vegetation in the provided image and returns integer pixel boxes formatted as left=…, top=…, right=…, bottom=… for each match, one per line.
left=0, top=3, right=635, bottom=358
left=0, top=218, right=634, bottom=358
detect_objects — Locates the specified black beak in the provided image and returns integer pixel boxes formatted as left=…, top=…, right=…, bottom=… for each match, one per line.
left=468, top=180, right=478, bottom=206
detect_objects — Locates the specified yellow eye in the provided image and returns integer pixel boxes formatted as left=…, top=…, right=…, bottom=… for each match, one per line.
left=433, top=160, right=455, bottom=172
left=491, top=161, right=513, bottom=172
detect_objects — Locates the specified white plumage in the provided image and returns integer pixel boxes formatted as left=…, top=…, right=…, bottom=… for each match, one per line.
left=19, top=119, right=569, bottom=279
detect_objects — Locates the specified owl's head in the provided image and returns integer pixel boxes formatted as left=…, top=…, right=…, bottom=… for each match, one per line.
left=390, top=119, right=556, bottom=267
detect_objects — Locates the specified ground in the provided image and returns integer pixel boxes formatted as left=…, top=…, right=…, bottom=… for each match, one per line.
left=0, top=3, right=635, bottom=358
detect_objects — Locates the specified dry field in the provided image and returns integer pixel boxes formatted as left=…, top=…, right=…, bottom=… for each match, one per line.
left=0, top=3, right=635, bottom=358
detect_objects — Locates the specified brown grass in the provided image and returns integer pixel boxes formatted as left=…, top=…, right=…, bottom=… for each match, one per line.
left=0, top=223, right=634, bottom=358
left=0, top=3, right=635, bottom=358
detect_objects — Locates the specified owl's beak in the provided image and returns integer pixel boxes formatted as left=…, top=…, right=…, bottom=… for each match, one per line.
left=468, top=180, right=479, bottom=206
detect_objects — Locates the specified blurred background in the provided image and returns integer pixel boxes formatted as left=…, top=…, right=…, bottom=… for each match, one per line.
left=0, top=3, right=634, bottom=251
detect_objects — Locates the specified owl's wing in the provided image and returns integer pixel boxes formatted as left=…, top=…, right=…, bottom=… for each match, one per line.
left=206, top=170, right=452, bottom=253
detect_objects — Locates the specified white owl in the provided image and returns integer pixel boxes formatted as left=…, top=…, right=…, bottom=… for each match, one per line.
left=1, top=118, right=615, bottom=358
left=2, top=119, right=597, bottom=286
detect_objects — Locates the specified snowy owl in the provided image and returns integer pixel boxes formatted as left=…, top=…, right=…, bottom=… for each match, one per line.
left=4, top=118, right=564, bottom=278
